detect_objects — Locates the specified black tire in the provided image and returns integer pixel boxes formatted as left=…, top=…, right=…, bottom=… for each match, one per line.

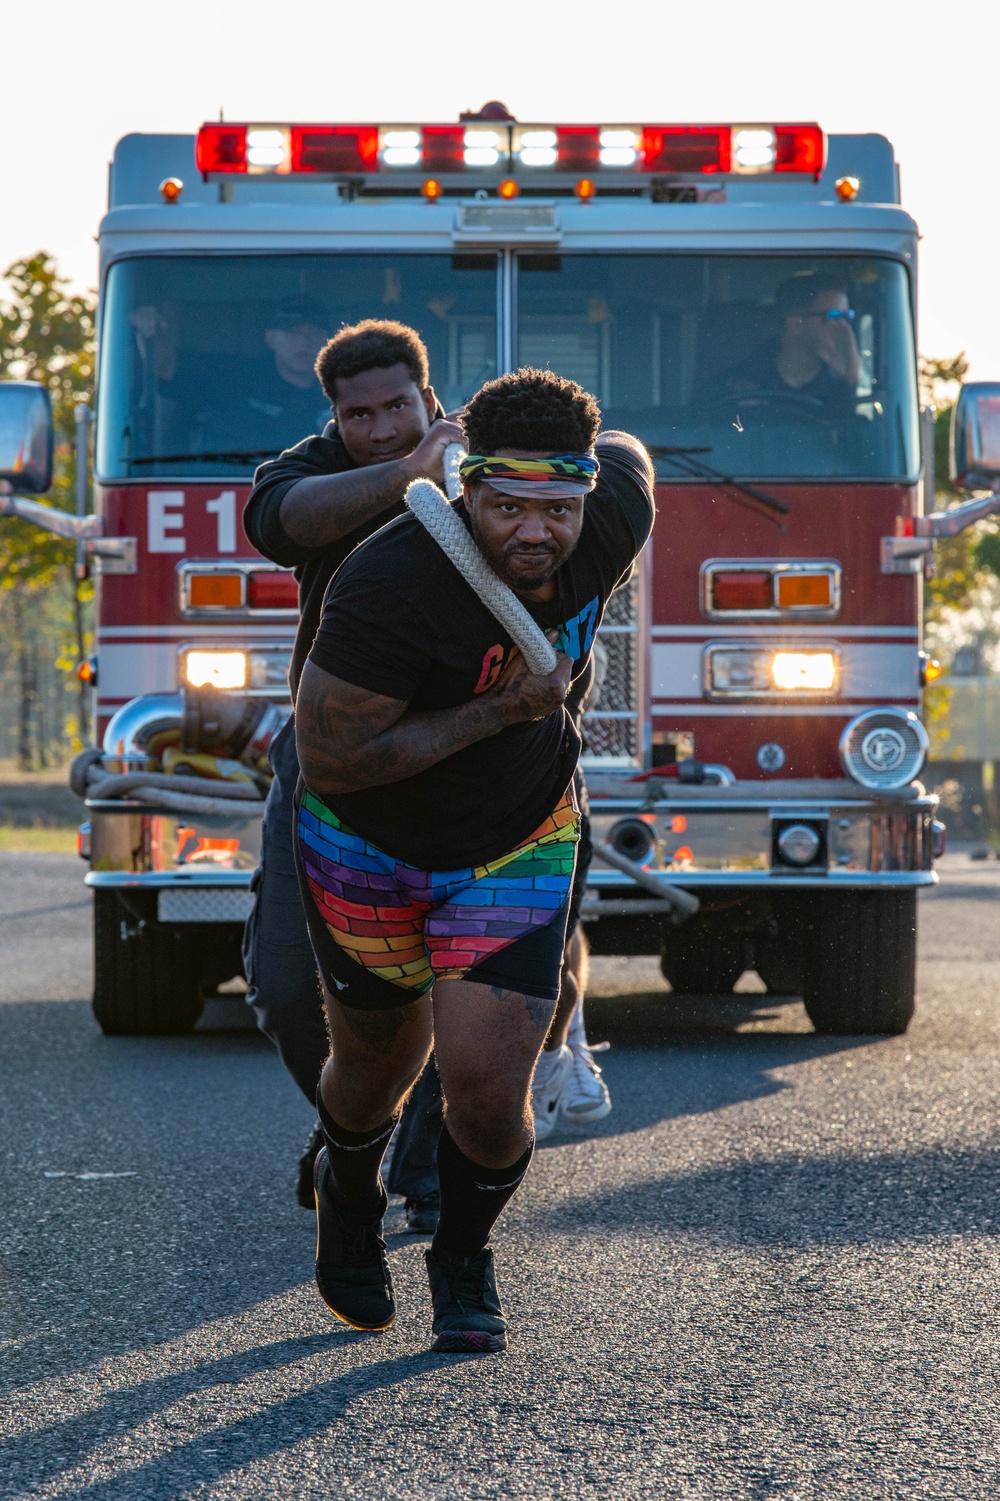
left=92, top=888, right=205, bottom=1036
left=754, top=937, right=804, bottom=996
left=660, top=920, right=747, bottom=995
left=754, top=900, right=807, bottom=995
left=801, top=890, right=916, bottom=1035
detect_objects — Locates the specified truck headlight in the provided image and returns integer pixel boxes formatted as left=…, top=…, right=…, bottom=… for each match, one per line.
left=180, top=650, right=247, bottom=690
left=839, top=707, right=928, bottom=790
left=247, top=647, right=293, bottom=690
left=705, top=644, right=840, bottom=697
left=772, top=651, right=837, bottom=691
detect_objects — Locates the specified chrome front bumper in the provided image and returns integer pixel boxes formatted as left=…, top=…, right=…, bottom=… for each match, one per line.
left=83, top=798, right=262, bottom=923
left=81, top=776, right=939, bottom=940
left=584, top=777, right=940, bottom=900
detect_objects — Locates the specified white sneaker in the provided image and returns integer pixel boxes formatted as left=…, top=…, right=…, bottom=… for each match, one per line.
left=561, top=1036, right=612, bottom=1125
left=531, top=1045, right=573, bottom=1141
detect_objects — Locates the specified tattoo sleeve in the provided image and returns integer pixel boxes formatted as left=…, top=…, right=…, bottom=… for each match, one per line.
left=279, top=459, right=414, bottom=550
left=295, top=661, right=511, bottom=796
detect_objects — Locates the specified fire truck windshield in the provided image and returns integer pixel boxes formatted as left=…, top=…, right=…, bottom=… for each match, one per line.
left=517, top=253, right=918, bottom=481
left=97, top=250, right=918, bottom=483
left=97, top=254, right=499, bottom=479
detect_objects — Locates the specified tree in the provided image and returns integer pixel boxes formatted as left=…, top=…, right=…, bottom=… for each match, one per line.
left=917, top=352, right=996, bottom=626
left=0, top=253, right=96, bottom=766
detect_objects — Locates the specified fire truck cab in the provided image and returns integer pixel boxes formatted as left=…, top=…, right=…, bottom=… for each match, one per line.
left=2, top=112, right=975, bottom=1035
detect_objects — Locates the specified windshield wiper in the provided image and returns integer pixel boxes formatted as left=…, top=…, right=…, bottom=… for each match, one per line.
left=649, top=445, right=790, bottom=518
left=127, top=449, right=283, bottom=466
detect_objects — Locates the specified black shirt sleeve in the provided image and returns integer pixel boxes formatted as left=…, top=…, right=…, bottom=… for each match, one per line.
left=307, top=538, right=437, bottom=702
left=590, top=431, right=656, bottom=582
left=243, top=434, right=356, bottom=567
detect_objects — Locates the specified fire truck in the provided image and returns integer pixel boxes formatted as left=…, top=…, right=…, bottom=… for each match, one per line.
left=4, top=109, right=999, bottom=1037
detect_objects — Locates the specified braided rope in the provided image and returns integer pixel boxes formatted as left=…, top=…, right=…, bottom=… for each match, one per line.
left=405, top=444, right=558, bottom=676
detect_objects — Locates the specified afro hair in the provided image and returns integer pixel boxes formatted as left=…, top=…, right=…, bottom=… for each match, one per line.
left=463, top=367, right=601, bottom=456
left=315, top=319, right=429, bottom=403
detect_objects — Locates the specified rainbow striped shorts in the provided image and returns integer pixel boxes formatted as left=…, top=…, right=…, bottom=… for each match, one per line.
left=294, top=787, right=579, bottom=1009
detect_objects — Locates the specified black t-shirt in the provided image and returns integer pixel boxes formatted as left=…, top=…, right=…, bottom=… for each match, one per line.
left=243, top=407, right=446, bottom=697
left=241, top=367, right=332, bottom=447
left=306, top=433, right=655, bottom=869
left=725, top=337, right=858, bottom=418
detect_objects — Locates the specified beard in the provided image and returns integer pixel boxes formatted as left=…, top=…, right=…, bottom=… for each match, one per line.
left=473, top=526, right=561, bottom=592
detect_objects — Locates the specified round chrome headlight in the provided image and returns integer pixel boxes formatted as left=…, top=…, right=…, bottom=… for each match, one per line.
left=839, top=707, right=928, bottom=791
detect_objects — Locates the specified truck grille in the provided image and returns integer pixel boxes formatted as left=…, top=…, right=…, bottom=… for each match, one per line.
left=582, top=570, right=643, bottom=767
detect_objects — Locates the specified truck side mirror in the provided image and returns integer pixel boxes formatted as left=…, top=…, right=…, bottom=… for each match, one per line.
left=950, top=381, right=1000, bottom=493
left=0, top=381, right=54, bottom=494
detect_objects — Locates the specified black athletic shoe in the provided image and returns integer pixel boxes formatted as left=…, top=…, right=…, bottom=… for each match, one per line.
left=404, top=1191, right=441, bottom=1235
left=296, top=1124, right=324, bottom=1210
left=426, top=1246, right=507, bottom=1353
left=314, top=1148, right=395, bottom=1331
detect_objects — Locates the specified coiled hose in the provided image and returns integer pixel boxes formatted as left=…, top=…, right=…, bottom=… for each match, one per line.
left=80, top=763, right=264, bottom=818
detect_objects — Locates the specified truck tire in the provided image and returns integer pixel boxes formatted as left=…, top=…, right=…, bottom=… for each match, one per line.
left=660, top=920, right=746, bottom=996
left=92, top=888, right=205, bottom=1036
left=753, top=899, right=808, bottom=995
left=753, top=939, right=804, bottom=996
left=800, top=890, right=916, bottom=1035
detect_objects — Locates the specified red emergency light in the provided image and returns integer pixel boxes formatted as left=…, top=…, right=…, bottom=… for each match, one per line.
left=195, top=122, right=826, bottom=182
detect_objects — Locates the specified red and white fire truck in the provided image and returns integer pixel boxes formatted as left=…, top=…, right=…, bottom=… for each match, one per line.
left=6, top=110, right=999, bottom=1036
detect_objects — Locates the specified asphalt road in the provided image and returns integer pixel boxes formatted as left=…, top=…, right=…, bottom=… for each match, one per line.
left=2, top=850, right=1000, bottom=1499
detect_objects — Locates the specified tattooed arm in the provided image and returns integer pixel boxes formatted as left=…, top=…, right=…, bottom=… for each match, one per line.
left=279, top=419, right=465, bottom=548
left=295, top=654, right=573, bottom=795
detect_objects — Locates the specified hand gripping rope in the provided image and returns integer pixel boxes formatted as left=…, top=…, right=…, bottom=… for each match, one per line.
left=404, top=443, right=559, bottom=676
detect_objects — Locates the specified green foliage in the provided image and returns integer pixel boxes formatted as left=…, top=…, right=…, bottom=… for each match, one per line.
left=919, top=352, right=970, bottom=407
left=0, top=253, right=96, bottom=764
left=0, top=252, right=96, bottom=584
left=918, top=353, right=996, bottom=635
left=974, top=531, right=1000, bottom=581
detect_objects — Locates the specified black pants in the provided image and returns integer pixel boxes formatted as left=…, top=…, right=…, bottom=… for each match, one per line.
left=242, top=715, right=442, bottom=1200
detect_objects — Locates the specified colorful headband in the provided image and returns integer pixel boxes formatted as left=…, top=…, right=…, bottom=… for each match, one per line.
left=459, top=452, right=599, bottom=499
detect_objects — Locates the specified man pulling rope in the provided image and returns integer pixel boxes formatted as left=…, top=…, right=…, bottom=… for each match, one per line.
left=294, top=367, right=655, bottom=1351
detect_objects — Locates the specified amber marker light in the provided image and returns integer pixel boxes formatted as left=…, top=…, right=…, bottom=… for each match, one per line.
left=189, top=572, right=243, bottom=609
left=834, top=175, right=860, bottom=201
left=575, top=177, right=597, bottom=200
left=497, top=178, right=519, bottom=199
left=422, top=178, right=442, bottom=200
left=160, top=177, right=184, bottom=203
left=775, top=572, right=832, bottom=609
left=923, top=656, right=944, bottom=684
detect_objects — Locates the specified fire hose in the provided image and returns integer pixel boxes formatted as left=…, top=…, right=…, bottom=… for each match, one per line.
left=79, top=762, right=264, bottom=818
left=406, top=443, right=697, bottom=921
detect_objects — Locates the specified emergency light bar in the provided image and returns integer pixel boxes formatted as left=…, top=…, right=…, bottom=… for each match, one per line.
left=196, top=122, right=825, bottom=182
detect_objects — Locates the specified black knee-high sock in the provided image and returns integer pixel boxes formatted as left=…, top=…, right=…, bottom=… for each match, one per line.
left=316, top=1090, right=395, bottom=1214
left=431, top=1125, right=533, bottom=1262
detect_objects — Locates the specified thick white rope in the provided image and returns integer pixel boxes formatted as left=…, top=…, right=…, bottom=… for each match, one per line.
left=405, top=444, right=558, bottom=676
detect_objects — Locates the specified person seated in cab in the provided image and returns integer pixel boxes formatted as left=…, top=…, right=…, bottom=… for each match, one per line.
left=727, top=272, right=862, bottom=417
left=241, top=296, right=333, bottom=445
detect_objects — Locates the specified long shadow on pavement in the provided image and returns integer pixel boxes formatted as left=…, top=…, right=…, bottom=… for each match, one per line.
left=1, top=1343, right=448, bottom=1501
left=538, top=985, right=874, bottom=1147
left=532, top=1141, right=1000, bottom=1246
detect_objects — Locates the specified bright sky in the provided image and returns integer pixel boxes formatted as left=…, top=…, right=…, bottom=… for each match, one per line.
left=4, top=0, right=994, bottom=379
